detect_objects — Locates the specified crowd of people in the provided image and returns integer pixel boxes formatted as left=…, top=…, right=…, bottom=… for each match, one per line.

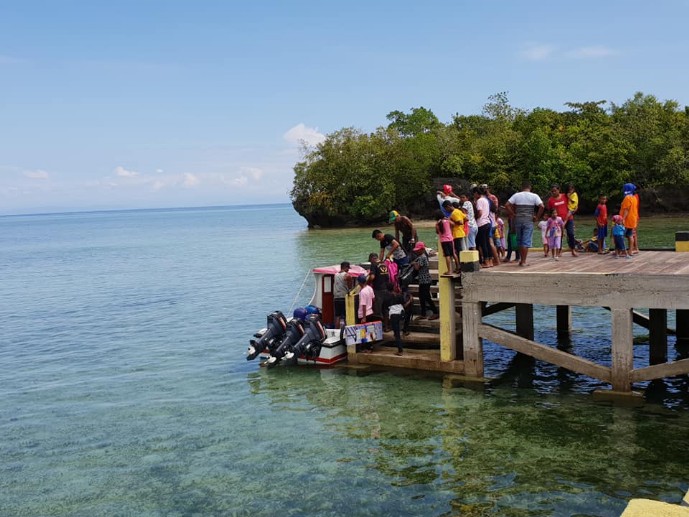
left=337, top=180, right=641, bottom=355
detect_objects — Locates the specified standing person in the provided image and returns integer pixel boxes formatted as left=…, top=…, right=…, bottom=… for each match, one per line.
left=372, top=229, right=409, bottom=267
left=459, top=192, right=478, bottom=250
left=632, top=185, right=640, bottom=254
left=444, top=199, right=467, bottom=257
left=620, top=183, right=639, bottom=255
left=547, top=184, right=577, bottom=257
left=381, top=282, right=407, bottom=356
left=437, top=184, right=460, bottom=217
left=435, top=209, right=459, bottom=274
left=546, top=210, right=565, bottom=261
left=538, top=213, right=549, bottom=257
left=594, top=194, right=608, bottom=254
left=389, top=210, right=419, bottom=254
left=504, top=181, right=545, bottom=267
left=612, top=215, right=632, bottom=259
left=411, top=241, right=438, bottom=320
left=368, top=253, right=389, bottom=325
left=356, top=274, right=374, bottom=324
left=566, top=184, right=579, bottom=221
left=474, top=186, right=496, bottom=268
left=333, top=261, right=352, bottom=329
left=504, top=215, right=520, bottom=263
left=482, top=184, right=501, bottom=264
left=494, top=210, right=506, bottom=261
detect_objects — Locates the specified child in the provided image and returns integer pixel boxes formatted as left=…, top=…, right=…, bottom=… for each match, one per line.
left=537, top=212, right=549, bottom=257
left=494, top=213, right=506, bottom=261
left=546, top=210, right=565, bottom=260
left=612, top=215, right=631, bottom=259
left=504, top=216, right=520, bottom=263
left=435, top=210, right=458, bottom=274
left=594, top=194, right=608, bottom=254
left=583, top=228, right=599, bottom=253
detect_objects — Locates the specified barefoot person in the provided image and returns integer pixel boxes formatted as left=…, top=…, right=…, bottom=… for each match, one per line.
left=505, top=181, right=544, bottom=266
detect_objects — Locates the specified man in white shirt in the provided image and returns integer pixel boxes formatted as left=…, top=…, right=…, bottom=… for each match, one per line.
left=504, top=181, right=545, bottom=266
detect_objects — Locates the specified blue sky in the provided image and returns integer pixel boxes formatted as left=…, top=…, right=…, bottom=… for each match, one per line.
left=1, top=0, right=688, bottom=215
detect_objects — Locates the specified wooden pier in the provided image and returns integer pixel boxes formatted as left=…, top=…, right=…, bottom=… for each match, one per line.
left=461, top=251, right=689, bottom=396
left=348, top=249, right=689, bottom=397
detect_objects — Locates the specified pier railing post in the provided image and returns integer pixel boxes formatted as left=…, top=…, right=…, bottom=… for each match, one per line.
left=611, top=308, right=634, bottom=393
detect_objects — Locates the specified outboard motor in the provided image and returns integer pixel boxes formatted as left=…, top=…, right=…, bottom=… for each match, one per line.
left=247, top=311, right=288, bottom=360
left=285, top=314, right=327, bottom=363
left=264, top=319, right=305, bottom=368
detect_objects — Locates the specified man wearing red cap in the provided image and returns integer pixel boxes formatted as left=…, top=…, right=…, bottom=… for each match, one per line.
left=437, top=184, right=459, bottom=217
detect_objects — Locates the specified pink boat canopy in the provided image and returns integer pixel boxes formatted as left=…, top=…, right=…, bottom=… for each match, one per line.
left=312, top=264, right=368, bottom=277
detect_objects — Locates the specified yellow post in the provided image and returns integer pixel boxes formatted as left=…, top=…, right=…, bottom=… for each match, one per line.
left=438, top=238, right=457, bottom=361
left=345, top=286, right=359, bottom=326
left=676, top=231, right=689, bottom=252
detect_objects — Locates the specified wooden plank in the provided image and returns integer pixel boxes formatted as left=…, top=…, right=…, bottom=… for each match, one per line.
left=611, top=308, right=634, bottom=392
left=630, top=357, right=689, bottom=382
left=461, top=301, right=484, bottom=377
left=479, top=324, right=612, bottom=382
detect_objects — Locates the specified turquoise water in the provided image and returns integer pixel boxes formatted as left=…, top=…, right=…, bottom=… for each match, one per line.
left=1, top=204, right=687, bottom=516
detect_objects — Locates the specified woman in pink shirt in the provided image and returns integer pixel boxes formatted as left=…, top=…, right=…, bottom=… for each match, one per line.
left=474, top=186, right=496, bottom=267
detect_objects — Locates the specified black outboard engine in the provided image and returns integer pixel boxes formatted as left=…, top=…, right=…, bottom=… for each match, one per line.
left=285, top=314, right=327, bottom=363
left=264, top=319, right=305, bottom=368
left=247, top=311, right=288, bottom=360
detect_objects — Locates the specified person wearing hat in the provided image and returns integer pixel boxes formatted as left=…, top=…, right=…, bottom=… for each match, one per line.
left=620, top=183, right=639, bottom=254
left=411, top=241, right=439, bottom=320
left=388, top=210, right=418, bottom=254
left=436, top=184, right=460, bottom=217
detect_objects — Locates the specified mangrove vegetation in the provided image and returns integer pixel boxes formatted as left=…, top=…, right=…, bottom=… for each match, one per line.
left=290, top=92, right=689, bottom=227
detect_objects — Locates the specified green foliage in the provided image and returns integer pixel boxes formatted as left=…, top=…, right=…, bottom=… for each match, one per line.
left=291, top=93, right=689, bottom=226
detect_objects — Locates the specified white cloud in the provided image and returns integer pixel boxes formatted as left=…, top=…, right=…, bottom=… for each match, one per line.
left=114, top=165, right=139, bottom=177
left=235, top=176, right=249, bottom=187
left=240, top=166, right=264, bottom=181
left=519, top=43, right=556, bottom=61
left=283, top=123, right=326, bottom=147
left=565, top=45, right=619, bottom=59
left=182, top=173, right=199, bottom=187
left=23, top=169, right=50, bottom=180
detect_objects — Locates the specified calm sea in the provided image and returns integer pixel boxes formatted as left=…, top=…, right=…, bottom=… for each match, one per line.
left=1, top=204, right=687, bottom=516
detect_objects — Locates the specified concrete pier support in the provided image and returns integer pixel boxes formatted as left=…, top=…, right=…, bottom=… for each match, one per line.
left=462, top=301, right=484, bottom=377
left=611, top=308, right=634, bottom=393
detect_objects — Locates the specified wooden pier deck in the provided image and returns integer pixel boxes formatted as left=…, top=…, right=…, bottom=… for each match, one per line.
left=349, top=250, right=689, bottom=397
left=462, top=251, right=689, bottom=396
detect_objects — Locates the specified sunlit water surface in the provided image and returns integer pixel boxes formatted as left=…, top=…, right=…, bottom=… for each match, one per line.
left=1, top=205, right=687, bottom=516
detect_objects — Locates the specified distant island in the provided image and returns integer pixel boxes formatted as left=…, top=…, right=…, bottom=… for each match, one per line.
left=290, top=92, right=689, bottom=228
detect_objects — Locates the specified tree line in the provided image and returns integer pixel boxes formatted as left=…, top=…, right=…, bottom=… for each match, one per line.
left=290, top=92, right=689, bottom=227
